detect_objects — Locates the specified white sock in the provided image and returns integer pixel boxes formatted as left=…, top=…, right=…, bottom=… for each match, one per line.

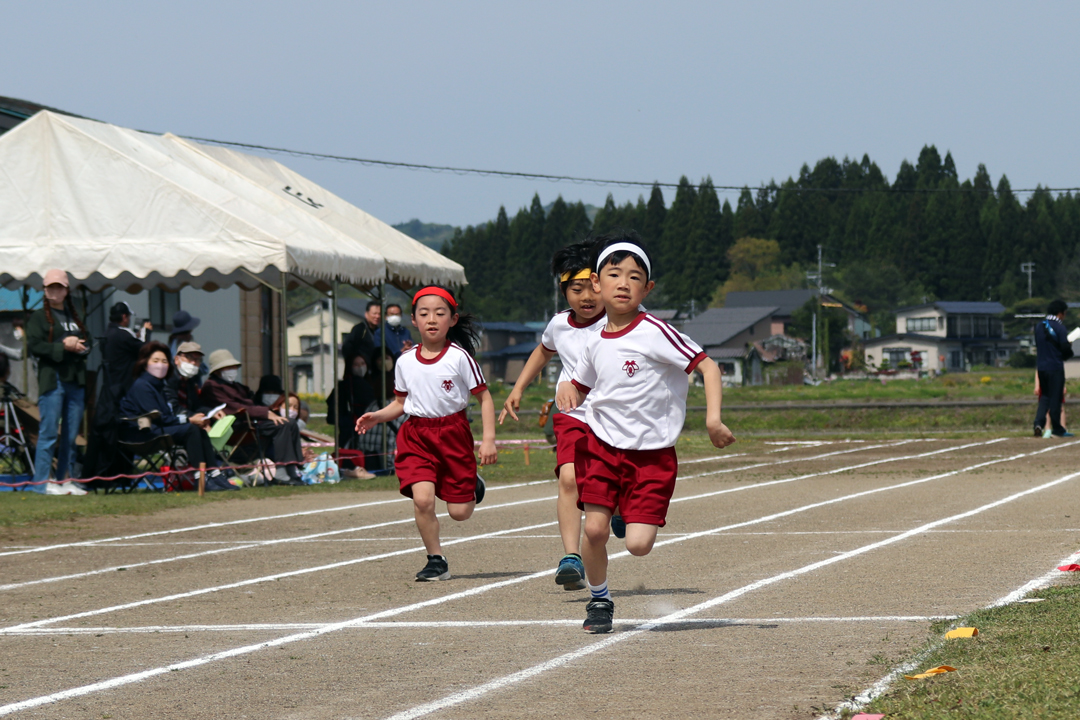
left=588, top=580, right=611, bottom=601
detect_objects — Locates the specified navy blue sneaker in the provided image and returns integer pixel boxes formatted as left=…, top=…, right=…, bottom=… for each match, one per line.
left=1052, top=430, right=1075, bottom=438
left=610, top=514, right=626, bottom=539
left=554, top=554, right=586, bottom=590
left=474, top=474, right=486, bottom=505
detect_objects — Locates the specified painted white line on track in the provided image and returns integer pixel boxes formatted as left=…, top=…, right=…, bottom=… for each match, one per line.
left=0, top=477, right=553, bottom=559
left=382, top=465, right=1080, bottom=720
left=0, top=439, right=950, bottom=593
left=3, top=616, right=959, bottom=635
left=0, top=440, right=1067, bottom=714
left=821, top=545, right=1080, bottom=720
left=0, top=440, right=918, bottom=558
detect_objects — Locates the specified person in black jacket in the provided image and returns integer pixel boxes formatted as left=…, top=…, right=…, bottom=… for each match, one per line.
left=119, top=341, right=220, bottom=469
left=1034, top=299, right=1075, bottom=438
left=102, top=301, right=151, bottom=398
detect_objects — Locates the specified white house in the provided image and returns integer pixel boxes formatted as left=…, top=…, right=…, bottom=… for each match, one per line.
left=863, top=301, right=1019, bottom=372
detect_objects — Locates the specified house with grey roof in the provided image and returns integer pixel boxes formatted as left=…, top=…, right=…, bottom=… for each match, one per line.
left=863, top=301, right=1019, bottom=372
left=725, top=289, right=873, bottom=340
left=680, top=306, right=781, bottom=385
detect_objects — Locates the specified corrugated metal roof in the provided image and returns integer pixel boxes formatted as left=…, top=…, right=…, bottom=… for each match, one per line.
left=680, top=306, right=778, bottom=347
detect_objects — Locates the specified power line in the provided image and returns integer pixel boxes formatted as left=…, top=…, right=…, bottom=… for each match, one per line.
left=179, top=134, right=1080, bottom=196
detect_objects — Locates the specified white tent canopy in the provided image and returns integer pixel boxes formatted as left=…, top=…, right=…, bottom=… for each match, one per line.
left=0, top=111, right=465, bottom=292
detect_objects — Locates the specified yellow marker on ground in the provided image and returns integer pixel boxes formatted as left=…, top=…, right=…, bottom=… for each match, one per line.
left=944, top=627, right=979, bottom=639
left=904, top=665, right=956, bottom=680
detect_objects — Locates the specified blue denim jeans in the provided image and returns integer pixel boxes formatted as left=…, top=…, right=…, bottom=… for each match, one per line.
left=31, top=381, right=85, bottom=490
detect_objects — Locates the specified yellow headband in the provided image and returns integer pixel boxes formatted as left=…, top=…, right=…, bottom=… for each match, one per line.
left=560, top=268, right=593, bottom=283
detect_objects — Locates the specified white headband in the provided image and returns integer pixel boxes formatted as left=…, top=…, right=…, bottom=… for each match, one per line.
left=596, top=242, right=652, bottom=278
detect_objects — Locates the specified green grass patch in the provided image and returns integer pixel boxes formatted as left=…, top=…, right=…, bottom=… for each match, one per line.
left=856, top=579, right=1080, bottom=719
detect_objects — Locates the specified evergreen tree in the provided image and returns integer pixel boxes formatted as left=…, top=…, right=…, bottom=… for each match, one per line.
left=658, top=177, right=697, bottom=303
left=642, top=184, right=667, bottom=247
left=686, top=177, right=725, bottom=310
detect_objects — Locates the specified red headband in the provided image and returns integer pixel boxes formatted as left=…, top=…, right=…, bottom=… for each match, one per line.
left=412, top=286, right=458, bottom=309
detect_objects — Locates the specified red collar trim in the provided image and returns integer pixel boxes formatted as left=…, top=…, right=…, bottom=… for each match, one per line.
left=416, top=342, right=451, bottom=365
left=568, top=309, right=606, bottom=329
left=601, top=311, right=647, bottom=339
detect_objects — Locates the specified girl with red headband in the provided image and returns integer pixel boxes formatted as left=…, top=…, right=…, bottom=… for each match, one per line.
left=356, top=285, right=497, bottom=581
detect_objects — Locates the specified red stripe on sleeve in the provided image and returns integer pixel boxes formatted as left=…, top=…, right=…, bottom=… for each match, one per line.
left=394, top=390, right=408, bottom=398
left=571, top=379, right=592, bottom=395
left=470, top=383, right=488, bottom=396
left=644, top=316, right=694, bottom=362
left=685, top=352, right=707, bottom=374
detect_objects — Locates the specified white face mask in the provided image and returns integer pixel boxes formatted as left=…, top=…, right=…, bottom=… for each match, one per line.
left=386, top=314, right=402, bottom=327
left=12, top=327, right=23, bottom=341
left=287, top=408, right=299, bottom=421
left=147, top=363, right=169, bottom=379
left=352, top=364, right=368, bottom=378
left=262, top=393, right=281, bottom=406
left=220, top=368, right=240, bottom=383
left=177, top=361, right=199, bottom=379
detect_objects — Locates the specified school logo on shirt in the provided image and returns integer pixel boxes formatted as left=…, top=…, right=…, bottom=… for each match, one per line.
left=622, top=360, right=639, bottom=377
left=441, top=379, right=455, bottom=393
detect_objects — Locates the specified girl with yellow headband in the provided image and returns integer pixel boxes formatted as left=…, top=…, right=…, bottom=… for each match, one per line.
left=499, top=239, right=605, bottom=591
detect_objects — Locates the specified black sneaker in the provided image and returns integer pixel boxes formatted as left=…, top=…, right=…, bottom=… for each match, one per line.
left=416, top=555, right=450, bottom=581
left=474, top=474, right=486, bottom=505
left=583, top=598, right=614, bottom=633
left=1035, top=424, right=1044, bottom=437
left=610, top=514, right=626, bottom=539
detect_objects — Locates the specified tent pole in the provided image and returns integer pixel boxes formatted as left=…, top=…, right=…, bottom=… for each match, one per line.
left=280, top=272, right=290, bottom=402
left=331, top=281, right=340, bottom=461
left=20, top=287, right=29, bottom=395
left=380, top=283, right=388, bottom=470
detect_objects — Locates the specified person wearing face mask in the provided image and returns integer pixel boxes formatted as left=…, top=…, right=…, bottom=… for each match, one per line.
left=372, top=303, right=415, bottom=357
left=25, top=269, right=91, bottom=495
left=255, top=375, right=286, bottom=409
left=164, top=342, right=222, bottom=420
left=327, top=350, right=391, bottom=476
left=119, top=342, right=224, bottom=476
left=0, top=319, right=26, bottom=362
left=200, top=349, right=305, bottom=485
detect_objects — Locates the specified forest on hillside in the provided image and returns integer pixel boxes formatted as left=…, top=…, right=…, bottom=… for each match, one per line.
left=439, top=146, right=1080, bottom=329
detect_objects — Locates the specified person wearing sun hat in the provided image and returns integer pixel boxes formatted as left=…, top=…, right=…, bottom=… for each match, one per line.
left=25, top=268, right=91, bottom=495
left=200, top=349, right=305, bottom=485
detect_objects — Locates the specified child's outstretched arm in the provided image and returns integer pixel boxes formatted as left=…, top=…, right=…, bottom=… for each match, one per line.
left=355, top=395, right=406, bottom=434
left=499, top=344, right=556, bottom=424
left=477, top=389, right=498, bottom=466
left=698, top=358, right=736, bottom=448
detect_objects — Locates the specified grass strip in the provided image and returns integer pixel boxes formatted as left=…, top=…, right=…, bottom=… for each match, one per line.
left=853, top=577, right=1080, bottom=719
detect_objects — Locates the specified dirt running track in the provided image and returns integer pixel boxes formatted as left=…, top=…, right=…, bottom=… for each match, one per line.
left=2, top=436, right=1079, bottom=719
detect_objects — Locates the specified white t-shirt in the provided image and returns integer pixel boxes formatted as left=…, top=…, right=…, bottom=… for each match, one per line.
left=540, top=309, right=606, bottom=422
left=394, top=343, right=487, bottom=418
left=572, top=312, right=706, bottom=450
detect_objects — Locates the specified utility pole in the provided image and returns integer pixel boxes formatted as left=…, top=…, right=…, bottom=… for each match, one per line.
left=1020, top=262, right=1035, bottom=299
left=805, top=244, right=835, bottom=377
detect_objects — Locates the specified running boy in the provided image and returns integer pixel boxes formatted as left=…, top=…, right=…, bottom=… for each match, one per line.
left=499, top=239, right=605, bottom=591
left=557, top=231, right=735, bottom=633
left=356, top=286, right=497, bottom=581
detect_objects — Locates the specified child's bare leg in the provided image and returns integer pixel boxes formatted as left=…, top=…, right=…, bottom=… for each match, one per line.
left=624, top=523, right=659, bottom=556
left=411, top=482, right=442, bottom=555
left=557, top=464, right=582, bottom=554
left=446, top=500, right=475, bottom=522
left=581, top=504, right=612, bottom=586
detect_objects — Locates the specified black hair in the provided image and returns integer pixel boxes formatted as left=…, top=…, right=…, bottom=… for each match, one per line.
left=593, top=229, right=651, bottom=280
left=0, top=352, right=9, bottom=381
left=366, top=300, right=381, bottom=312
left=410, top=285, right=480, bottom=356
left=386, top=303, right=402, bottom=312
left=1047, top=299, right=1068, bottom=317
left=552, top=236, right=599, bottom=296
left=109, top=302, right=133, bottom=323
left=133, top=341, right=173, bottom=379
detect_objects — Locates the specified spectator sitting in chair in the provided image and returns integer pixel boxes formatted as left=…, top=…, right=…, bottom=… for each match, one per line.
left=165, top=341, right=222, bottom=421
left=200, top=350, right=305, bottom=485
left=119, top=341, right=221, bottom=472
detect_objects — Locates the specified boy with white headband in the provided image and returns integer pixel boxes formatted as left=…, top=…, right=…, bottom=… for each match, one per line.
left=557, top=230, right=736, bottom=633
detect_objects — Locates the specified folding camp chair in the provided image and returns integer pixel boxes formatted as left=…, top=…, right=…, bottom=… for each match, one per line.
left=113, top=411, right=181, bottom=493
left=214, top=409, right=271, bottom=484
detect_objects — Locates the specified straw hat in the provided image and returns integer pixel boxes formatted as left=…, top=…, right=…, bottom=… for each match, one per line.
left=207, top=349, right=242, bottom=375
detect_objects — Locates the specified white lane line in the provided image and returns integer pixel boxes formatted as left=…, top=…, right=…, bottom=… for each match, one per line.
left=0, top=440, right=1067, bottom=714
left=0, top=494, right=559, bottom=593
left=821, top=545, right=1080, bottom=720
left=4, top=616, right=960, bottom=635
left=383, top=466, right=1080, bottom=720
left=0, top=477, right=554, bottom=559
left=0, top=440, right=919, bottom=558
left=0, top=436, right=993, bottom=595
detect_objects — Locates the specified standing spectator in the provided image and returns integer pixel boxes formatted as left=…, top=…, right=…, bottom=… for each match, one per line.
left=103, top=301, right=151, bottom=397
left=200, top=350, right=305, bottom=485
left=168, top=310, right=200, bottom=357
left=25, top=269, right=90, bottom=495
left=1034, top=299, right=1074, bottom=438
left=0, top=319, right=25, bottom=362
left=341, top=300, right=380, bottom=361
left=373, top=303, right=414, bottom=356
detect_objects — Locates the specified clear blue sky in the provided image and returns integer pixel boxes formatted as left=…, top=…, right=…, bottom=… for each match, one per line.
left=6, top=1, right=1079, bottom=228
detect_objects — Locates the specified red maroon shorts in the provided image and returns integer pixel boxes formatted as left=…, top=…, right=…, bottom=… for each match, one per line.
left=395, top=411, right=478, bottom=504
left=574, top=428, right=678, bottom=527
left=552, top=412, right=589, bottom=477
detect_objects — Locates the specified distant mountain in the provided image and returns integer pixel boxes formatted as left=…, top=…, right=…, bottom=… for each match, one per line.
left=394, top=203, right=600, bottom=254
left=392, top=220, right=456, bottom=252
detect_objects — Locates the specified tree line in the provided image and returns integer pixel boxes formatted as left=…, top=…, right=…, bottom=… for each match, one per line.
left=440, top=146, right=1080, bottom=326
